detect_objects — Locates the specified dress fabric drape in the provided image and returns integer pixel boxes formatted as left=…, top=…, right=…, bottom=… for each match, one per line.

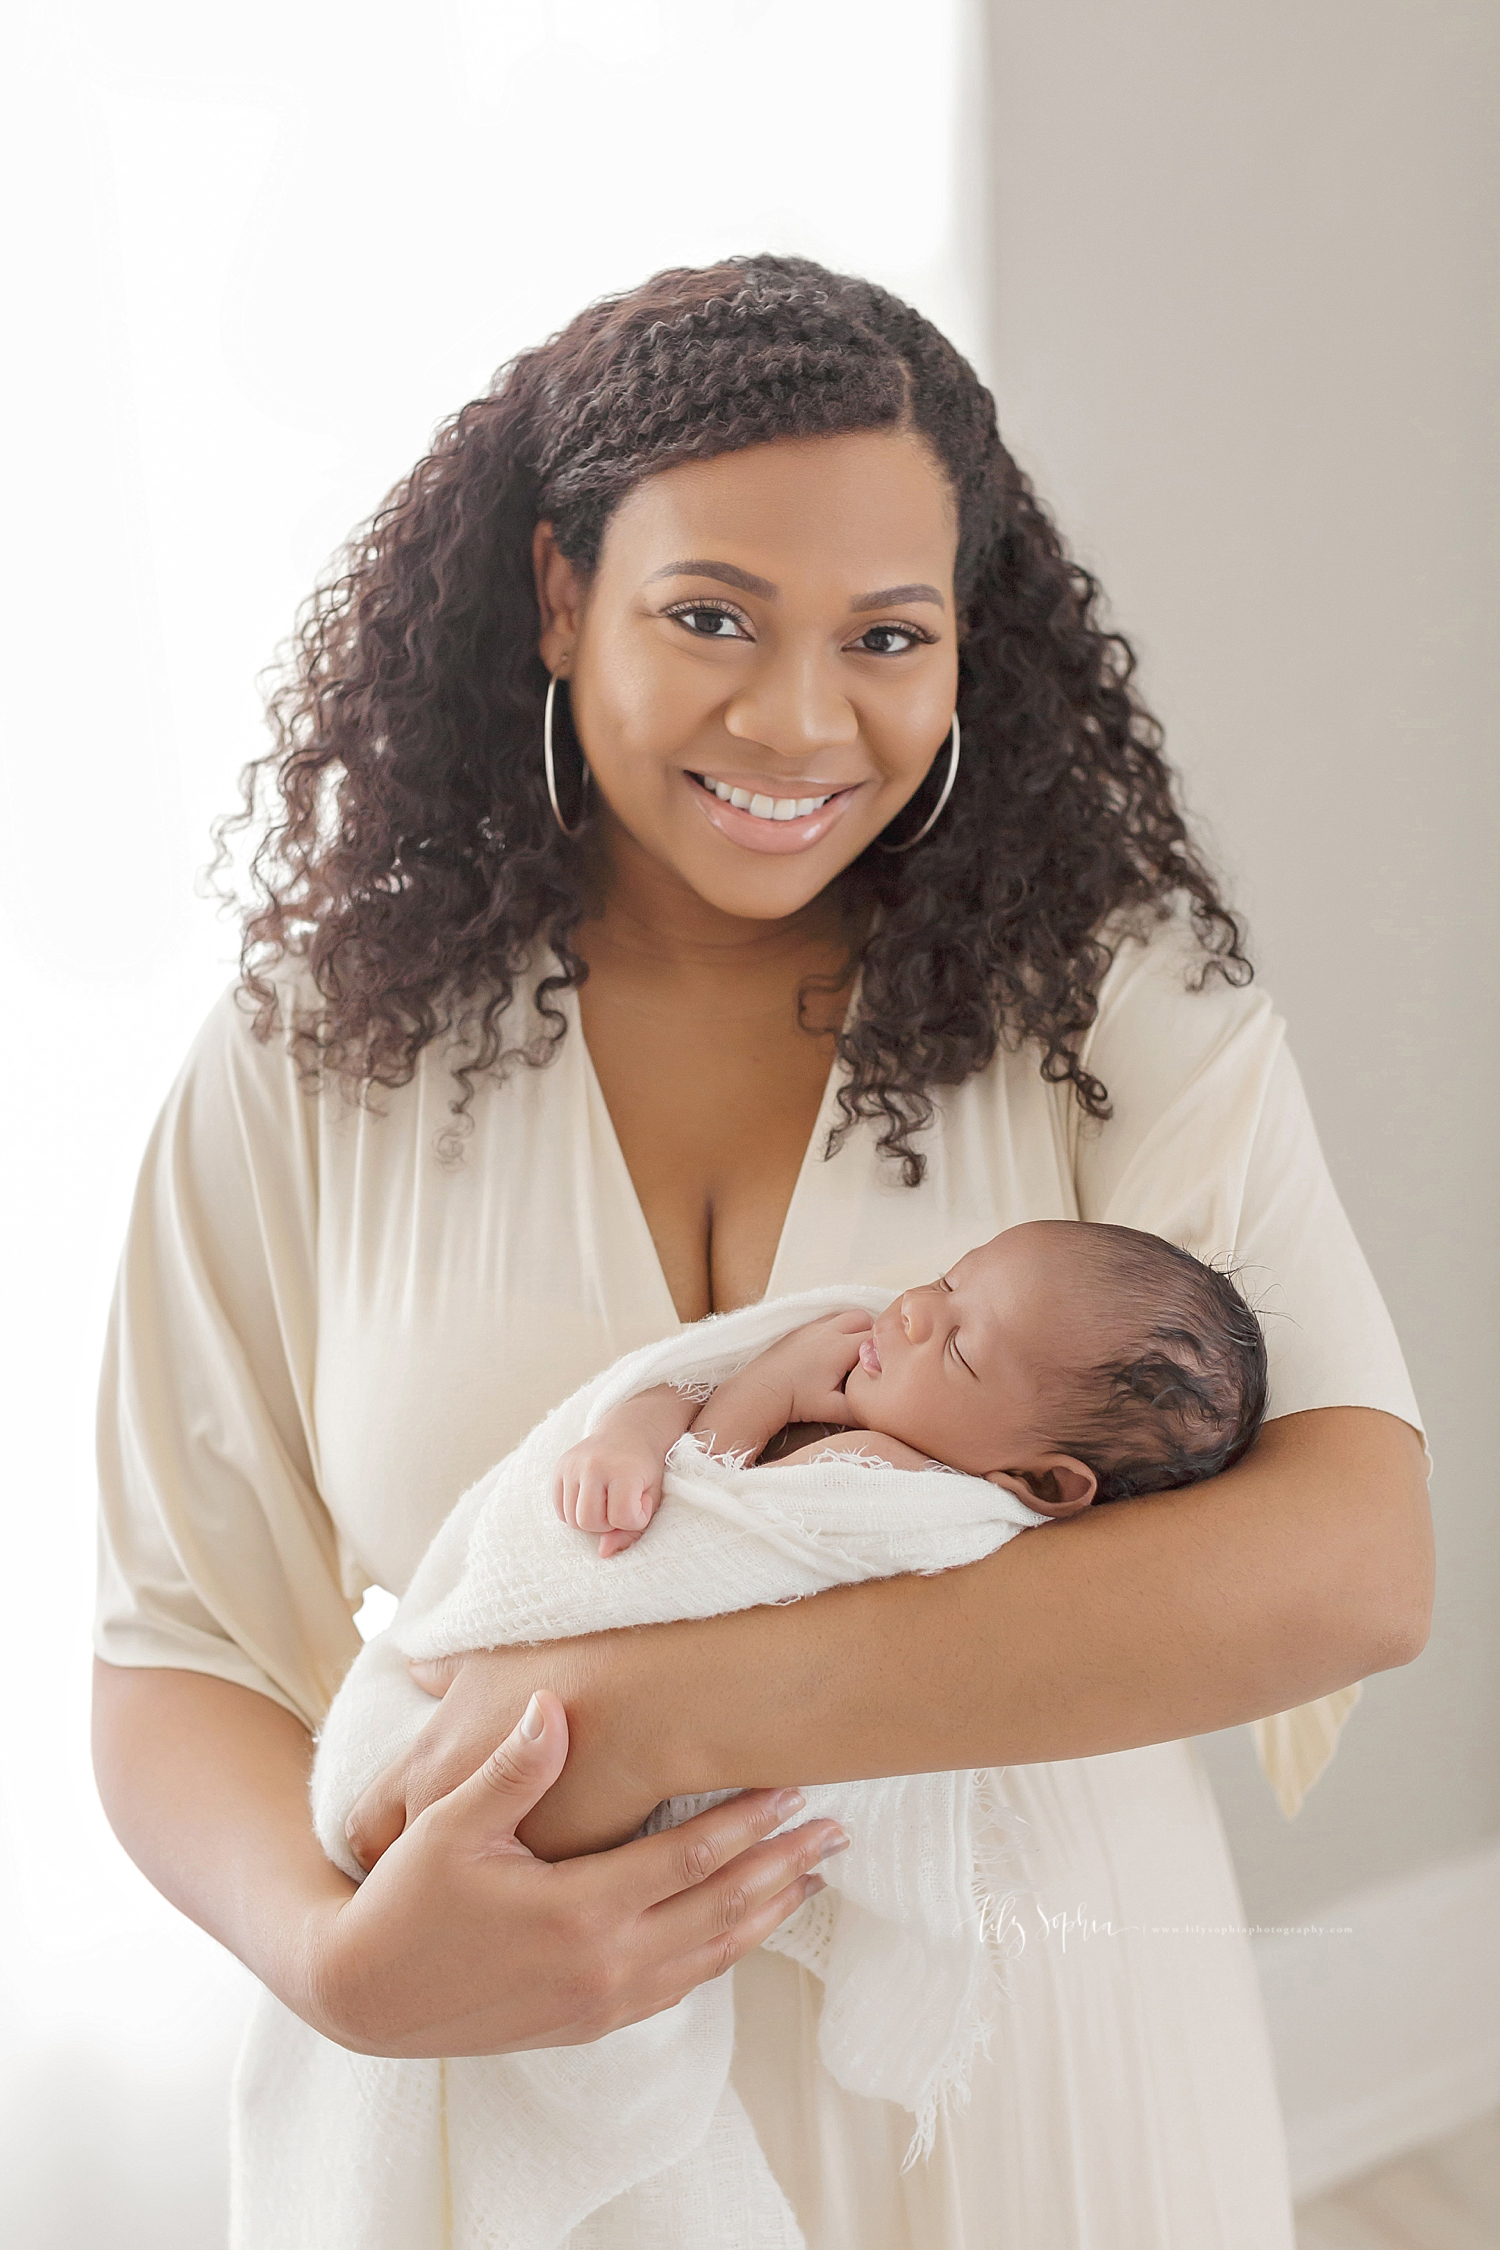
left=95, top=909, right=1422, bottom=2249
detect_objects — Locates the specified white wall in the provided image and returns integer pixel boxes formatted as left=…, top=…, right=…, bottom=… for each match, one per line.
left=984, top=0, right=1499, bottom=1920
left=0, top=3, right=989, bottom=2239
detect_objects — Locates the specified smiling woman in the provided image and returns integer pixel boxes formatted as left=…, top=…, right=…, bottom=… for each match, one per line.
left=95, top=253, right=1430, bottom=2250
left=536, top=431, right=959, bottom=893
left=221, top=255, right=1244, bottom=1204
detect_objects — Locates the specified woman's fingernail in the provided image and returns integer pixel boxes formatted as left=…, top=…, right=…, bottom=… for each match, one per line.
left=818, top=1826, right=851, bottom=1860
left=344, top=1816, right=359, bottom=1840
left=519, top=1693, right=545, bottom=1740
left=774, top=1789, right=807, bottom=1820
left=803, top=1873, right=827, bottom=1898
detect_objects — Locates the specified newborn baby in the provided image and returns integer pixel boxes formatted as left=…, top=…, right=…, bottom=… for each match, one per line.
left=554, top=1218, right=1268, bottom=1555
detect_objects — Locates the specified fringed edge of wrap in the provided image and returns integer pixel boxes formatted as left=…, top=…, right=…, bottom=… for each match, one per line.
left=901, top=1768, right=1037, bottom=2170
left=1251, top=1682, right=1363, bottom=1820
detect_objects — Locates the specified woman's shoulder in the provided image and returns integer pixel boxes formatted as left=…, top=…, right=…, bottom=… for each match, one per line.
left=1078, top=897, right=1278, bottom=1093
left=177, top=952, right=560, bottom=1132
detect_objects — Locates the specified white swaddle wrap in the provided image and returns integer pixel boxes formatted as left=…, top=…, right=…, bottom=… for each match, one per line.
left=230, top=1286, right=1047, bottom=2250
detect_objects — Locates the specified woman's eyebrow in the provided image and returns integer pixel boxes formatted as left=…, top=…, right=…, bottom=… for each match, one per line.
left=645, top=559, right=776, bottom=597
left=850, top=583, right=945, bottom=612
left=644, top=561, right=946, bottom=613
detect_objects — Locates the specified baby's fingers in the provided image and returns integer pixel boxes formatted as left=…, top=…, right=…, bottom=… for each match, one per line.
left=598, top=1528, right=643, bottom=1558
left=573, top=1472, right=612, bottom=1535
left=605, top=1477, right=656, bottom=1534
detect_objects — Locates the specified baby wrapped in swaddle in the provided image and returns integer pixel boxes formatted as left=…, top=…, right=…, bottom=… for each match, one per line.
left=238, top=1220, right=1265, bottom=2250
left=556, top=1216, right=1267, bottom=1555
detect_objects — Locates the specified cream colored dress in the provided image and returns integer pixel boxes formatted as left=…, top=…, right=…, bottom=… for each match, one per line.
left=95, top=910, right=1421, bottom=2249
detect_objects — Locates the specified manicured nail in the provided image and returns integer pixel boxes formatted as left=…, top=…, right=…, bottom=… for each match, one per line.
left=774, top=1789, right=806, bottom=1820
left=519, top=1693, right=545, bottom=1740
left=803, top=1873, right=827, bottom=1898
left=818, top=1827, right=851, bottom=1861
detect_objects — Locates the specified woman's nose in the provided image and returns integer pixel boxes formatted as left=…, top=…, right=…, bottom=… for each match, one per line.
left=723, top=654, right=858, bottom=763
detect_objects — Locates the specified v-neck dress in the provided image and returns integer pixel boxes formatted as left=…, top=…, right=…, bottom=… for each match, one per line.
left=95, top=908, right=1421, bottom=2249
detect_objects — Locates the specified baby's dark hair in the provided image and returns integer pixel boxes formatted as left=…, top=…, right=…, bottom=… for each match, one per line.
left=1054, top=1225, right=1269, bottom=1501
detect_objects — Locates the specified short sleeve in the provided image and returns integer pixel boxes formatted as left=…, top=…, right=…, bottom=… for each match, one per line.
left=1068, top=909, right=1425, bottom=1815
left=94, top=987, right=362, bottom=1731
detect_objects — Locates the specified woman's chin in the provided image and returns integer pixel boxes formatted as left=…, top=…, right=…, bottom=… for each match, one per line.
left=668, top=835, right=861, bottom=924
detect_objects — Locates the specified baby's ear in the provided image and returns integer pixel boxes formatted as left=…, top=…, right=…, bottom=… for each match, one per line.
left=989, top=1455, right=1097, bottom=1517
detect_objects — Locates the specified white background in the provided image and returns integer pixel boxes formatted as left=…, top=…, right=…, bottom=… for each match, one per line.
left=1, top=3, right=989, bottom=2239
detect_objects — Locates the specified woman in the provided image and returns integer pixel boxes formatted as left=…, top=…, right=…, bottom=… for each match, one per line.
left=92, top=255, right=1430, bottom=2246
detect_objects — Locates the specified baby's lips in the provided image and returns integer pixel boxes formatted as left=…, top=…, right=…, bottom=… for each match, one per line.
left=857, top=1334, right=882, bottom=1374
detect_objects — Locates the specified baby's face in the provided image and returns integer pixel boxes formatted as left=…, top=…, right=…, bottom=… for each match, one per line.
left=842, top=1221, right=1098, bottom=1508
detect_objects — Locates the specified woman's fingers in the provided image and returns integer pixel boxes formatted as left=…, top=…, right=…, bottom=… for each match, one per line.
left=345, top=1654, right=484, bottom=1869
left=618, top=1786, right=846, bottom=1913
left=427, top=1690, right=569, bottom=1851
left=665, top=1869, right=828, bottom=1998
left=634, top=1814, right=847, bottom=1999
left=344, top=1757, right=411, bottom=1873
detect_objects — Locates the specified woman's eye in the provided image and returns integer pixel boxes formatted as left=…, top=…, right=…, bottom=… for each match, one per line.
left=852, top=622, right=931, bottom=657
left=669, top=604, right=749, bottom=641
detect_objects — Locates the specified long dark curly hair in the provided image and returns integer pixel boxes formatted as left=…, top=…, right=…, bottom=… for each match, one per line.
left=223, top=252, right=1248, bottom=1184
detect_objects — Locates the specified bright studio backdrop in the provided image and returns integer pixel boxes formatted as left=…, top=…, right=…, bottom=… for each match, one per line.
left=5, top=4, right=1498, bottom=2243
left=1, top=5, right=989, bottom=2241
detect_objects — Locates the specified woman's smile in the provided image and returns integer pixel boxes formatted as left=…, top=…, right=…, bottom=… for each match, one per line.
left=687, top=767, right=865, bottom=854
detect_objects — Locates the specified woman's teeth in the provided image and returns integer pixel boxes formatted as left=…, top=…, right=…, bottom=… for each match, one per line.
left=698, top=776, right=834, bottom=822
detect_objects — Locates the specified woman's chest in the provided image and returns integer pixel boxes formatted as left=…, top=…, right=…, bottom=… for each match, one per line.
left=578, top=980, right=841, bottom=1323
left=307, top=1014, right=1077, bottom=1594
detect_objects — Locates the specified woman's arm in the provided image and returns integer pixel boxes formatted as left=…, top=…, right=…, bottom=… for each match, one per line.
left=92, top=1661, right=844, bottom=2055
left=347, top=1405, right=1431, bottom=1867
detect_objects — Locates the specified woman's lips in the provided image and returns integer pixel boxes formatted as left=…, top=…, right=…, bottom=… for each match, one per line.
left=687, top=770, right=861, bottom=855
left=858, top=1334, right=882, bottom=1374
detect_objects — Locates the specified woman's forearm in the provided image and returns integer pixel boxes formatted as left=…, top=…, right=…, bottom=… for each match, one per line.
left=375, top=1405, right=1430, bottom=1862
left=92, top=1662, right=353, bottom=2011
left=94, top=1660, right=847, bottom=2057
left=612, top=1406, right=1432, bottom=1795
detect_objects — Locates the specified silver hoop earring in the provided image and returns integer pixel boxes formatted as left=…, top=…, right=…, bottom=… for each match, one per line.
left=544, top=672, right=590, bottom=838
left=879, top=713, right=960, bottom=854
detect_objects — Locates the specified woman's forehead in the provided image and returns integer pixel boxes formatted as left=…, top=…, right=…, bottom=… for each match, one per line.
left=599, top=429, right=958, bottom=583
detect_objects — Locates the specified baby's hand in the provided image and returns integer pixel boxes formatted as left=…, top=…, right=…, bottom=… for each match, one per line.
left=553, top=1432, right=665, bottom=1557
left=781, top=1309, right=876, bottom=1425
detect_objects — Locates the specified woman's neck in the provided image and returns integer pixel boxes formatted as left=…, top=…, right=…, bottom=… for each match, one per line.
left=576, top=814, right=860, bottom=984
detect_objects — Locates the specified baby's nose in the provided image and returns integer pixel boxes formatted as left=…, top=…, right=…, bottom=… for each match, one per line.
left=900, top=1291, right=933, bottom=1342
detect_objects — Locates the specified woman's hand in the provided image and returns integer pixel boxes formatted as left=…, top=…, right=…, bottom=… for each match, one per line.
left=317, top=1688, right=841, bottom=2058
left=346, top=1636, right=657, bottom=1869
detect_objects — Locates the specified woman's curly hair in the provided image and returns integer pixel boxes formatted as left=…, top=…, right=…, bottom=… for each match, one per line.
left=223, top=252, right=1249, bottom=1183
